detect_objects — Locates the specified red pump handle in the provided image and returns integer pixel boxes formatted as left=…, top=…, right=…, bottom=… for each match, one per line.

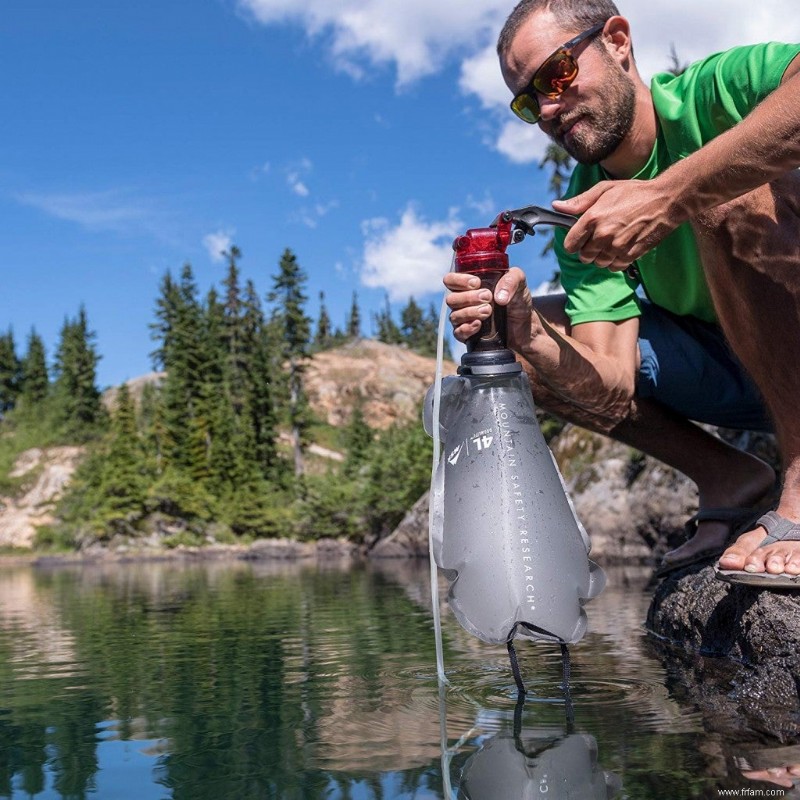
left=452, top=216, right=514, bottom=275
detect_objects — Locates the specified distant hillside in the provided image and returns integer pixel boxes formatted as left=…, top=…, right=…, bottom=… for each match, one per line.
left=304, top=339, right=456, bottom=429
left=102, top=340, right=456, bottom=430
left=2, top=340, right=454, bottom=549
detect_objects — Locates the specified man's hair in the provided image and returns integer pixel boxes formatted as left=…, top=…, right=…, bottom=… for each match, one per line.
left=497, top=0, right=621, bottom=59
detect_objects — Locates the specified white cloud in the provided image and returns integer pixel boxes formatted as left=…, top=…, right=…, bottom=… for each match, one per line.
left=237, top=0, right=507, bottom=87
left=360, top=205, right=462, bottom=300
left=249, top=161, right=271, bottom=181
left=288, top=175, right=310, bottom=197
left=237, top=0, right=799, bottom=161
left=458, top=43, right=507, bottom=110
left=15, top=190, right=148, bottom=231
left=465, top=192, right=497, bottom=219
left=622, top=2, right=799, bottom=81
left=495, top=120, right=549, bottom=165
left=285, top=157, right=313, bottom=197
left=202, top=229, right=235, bottom=263
left=292, top=198, right=339, bottom=229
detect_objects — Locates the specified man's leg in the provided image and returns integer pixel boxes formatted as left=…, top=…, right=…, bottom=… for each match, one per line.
left=692, top=172, right=800, bottom=575
left=532, top=296, right=775, bottom=563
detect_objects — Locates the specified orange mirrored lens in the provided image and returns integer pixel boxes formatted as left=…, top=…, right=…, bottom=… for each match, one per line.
left=533, top=52, right=579, bottom=97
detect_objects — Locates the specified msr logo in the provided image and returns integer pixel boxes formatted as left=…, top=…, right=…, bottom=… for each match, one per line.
left=447, top=444, right=464, bottom=466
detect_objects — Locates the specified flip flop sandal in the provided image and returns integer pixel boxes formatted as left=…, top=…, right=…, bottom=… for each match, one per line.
left=715, top=510, right=800, bottom=589
left=655, top=507, right=766, bottom=579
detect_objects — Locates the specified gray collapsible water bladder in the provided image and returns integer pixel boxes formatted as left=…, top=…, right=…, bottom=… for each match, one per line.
left=425, top=205, right=605, bottom=651
left=424, top=363, right=605, bottom=646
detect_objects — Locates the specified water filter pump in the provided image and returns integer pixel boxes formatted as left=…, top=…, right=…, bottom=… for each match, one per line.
left=424, top=206, right=606, bottom=693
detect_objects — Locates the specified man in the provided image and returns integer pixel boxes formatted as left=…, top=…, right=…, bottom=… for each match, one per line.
left=445, top=0, right=800, bottom=584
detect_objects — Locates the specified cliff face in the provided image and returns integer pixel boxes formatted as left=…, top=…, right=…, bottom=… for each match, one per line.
left=303, top=339, right=455, bottom=429
left=0, top=447, right=84, bottom=548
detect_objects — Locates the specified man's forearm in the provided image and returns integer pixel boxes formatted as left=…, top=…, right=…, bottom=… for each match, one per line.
left=514, top=313, right=635, bottom=432
left=663, top=72, right=800, bottom=222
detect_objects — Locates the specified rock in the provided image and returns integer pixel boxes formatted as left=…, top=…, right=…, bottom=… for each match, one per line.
left=242, top=539, right=316, bottom=560
left=648, top=566, right=800, bottom=736
left=0, top=447, right=85, bottom=549
left=315, top=538, right=361, bottom=560
left=304, top=339, right=455, bottom=429
left=370, top=492, right=431, bottom=558
left=551, top=426, right=696, bottom=563
left=103, top=372, right=165, bottom=410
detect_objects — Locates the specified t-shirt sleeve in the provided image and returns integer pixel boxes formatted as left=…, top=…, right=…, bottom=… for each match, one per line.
left=554, top=226, right=641, bottom=326
left=654, top=43, right=800, bottom=154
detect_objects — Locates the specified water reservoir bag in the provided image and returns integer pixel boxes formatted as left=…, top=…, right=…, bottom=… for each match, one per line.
left=424, top=366, right=605, bottom=646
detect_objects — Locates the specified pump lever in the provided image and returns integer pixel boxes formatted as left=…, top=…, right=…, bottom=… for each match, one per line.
left=494, top=205, right=577, bottom=241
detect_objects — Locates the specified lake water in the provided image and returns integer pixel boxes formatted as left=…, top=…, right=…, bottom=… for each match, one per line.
left=0, top=558, right=795, bottom=799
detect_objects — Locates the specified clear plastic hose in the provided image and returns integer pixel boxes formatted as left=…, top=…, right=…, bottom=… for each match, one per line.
left=428, top=260, right=454, bottom=687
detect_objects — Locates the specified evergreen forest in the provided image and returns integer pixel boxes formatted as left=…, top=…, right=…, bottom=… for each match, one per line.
left=0, top=247, right=446, bottom=550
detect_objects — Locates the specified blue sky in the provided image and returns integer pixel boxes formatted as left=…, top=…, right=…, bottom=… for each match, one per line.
left=2, top=0, right=795, bottom=387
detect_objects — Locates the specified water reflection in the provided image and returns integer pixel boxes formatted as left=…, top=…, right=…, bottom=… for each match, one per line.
left=0, top=559, right=792, bottom=798
left=440, top=690, right=621, bottom=799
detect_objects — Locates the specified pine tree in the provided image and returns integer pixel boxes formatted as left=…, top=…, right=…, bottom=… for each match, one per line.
left=268, top=249, right=312, bottom=478
left=20, top=329, right=49, bottom=409
left=58, top=382, right=151, bottom=541
left=221, top=246, right=247, bottom=414
left=138, top=381, right=166, bottom=474
left=53, top=307, right=102, bottom=439
left=153, top=265, right=210, bottom=473
left=150, top=272, right=180, bottom=371
left=667, top=43, right=689, bottom=76
left=201, top=284, right=241, bottom=488
left=242, top=280, right=279, bottom=480
left=343, top=392, right=373, bottom=477
left=363, top=410, right=432, bottom=537
left=420, top=303, right=449, bottom=359
left=0, top=328, right=20, bottom=414
left=375, top=294, right=402, bottom=345
left=400, top=297, right=425, bottom=351
left=95, top=383, right=149, bottom=533
left=346, top=291, right=361, bottom=339
left=314, top=291, right=333, bottom=351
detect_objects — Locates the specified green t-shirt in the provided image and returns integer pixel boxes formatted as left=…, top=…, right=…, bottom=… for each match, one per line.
left=554, top=42, right=800, bottom=326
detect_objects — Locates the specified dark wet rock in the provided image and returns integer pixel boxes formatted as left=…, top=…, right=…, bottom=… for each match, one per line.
left=370, top=492, right=430, bottom=559
left=648, top=565, right=800, bottom=738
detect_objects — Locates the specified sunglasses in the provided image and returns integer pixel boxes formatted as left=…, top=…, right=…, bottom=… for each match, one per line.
left=510, top=21, right=606, bottom=124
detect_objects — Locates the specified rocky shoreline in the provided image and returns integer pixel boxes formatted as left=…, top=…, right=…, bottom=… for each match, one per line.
left=1, top=536, right=363, bottom=569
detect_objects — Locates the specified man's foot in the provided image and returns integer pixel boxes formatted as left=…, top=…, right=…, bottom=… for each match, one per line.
left=718, top=508, right=800, bottom=576
left=660, top=460, right=775, bottom=570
